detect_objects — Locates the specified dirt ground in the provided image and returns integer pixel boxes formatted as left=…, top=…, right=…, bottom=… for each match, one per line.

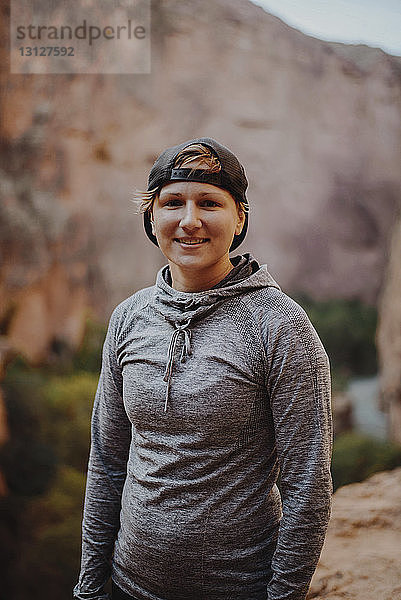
left=308, top=468, right=401, bottom=600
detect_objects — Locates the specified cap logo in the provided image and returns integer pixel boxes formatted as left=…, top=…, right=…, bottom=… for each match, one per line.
left=170, top=168, right=222, bottom=186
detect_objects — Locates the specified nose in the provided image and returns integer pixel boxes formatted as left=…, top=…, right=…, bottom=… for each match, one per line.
left=179, top=202, right=202, bottom=232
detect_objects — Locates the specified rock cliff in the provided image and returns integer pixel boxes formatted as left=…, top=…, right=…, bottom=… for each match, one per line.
left=377, top=212, right=401, bottom=443
left=309, top=467, right=401, bottom=600
left=1, top=0, right=400, bottom=368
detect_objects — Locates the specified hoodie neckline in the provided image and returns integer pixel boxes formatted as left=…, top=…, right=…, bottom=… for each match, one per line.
left=154, top=252, right=280, bottom=325
left=162, top=253, right=259, bottom=291
left=152, top=252, right=281, bottom=412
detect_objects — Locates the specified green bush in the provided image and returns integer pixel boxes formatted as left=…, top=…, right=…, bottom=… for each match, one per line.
left=0, top=346, right=100, bottom=599
left=5, top=467, right=86, bottom=600
left=2, top=360, right=97, bottom=488
left=0, top=439, right=57, bottom=496
left=294, top=296, right=377, bottom=389
left=332, top=432, right=401, bottom=490
left=1, top=358, right=57, bottom=496
left=41, top=372, right=98, bottom=471
left=72, top=317, right=106, bottom=373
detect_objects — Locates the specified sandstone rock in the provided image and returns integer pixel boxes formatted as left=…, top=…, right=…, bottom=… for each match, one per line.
left=377, top=214, right=401, bottom=444
left=1, top=0, right=400, bottom=367
left=308, top=468, right=401, bottom=600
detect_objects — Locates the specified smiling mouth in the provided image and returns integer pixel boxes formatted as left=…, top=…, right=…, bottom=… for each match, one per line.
left=175, top=238, right=209, bottom=245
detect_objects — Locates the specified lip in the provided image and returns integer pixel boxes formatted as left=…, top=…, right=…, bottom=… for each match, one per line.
left=174, top=238, right=209, bottom=247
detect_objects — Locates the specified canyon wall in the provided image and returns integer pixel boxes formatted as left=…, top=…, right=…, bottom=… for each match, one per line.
left=377, top=211, right=401, bottom=443
left=1, top=0, right=400, bottom=368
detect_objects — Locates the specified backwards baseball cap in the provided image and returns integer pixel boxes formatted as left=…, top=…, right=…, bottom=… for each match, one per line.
left=143, top=137, right=249, bottom=252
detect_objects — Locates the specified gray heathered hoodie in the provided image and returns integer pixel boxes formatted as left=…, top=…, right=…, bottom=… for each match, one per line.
left=74, top=253, right=333, bottom=600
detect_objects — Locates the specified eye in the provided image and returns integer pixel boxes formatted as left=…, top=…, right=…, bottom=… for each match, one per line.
left=164, top=198, right=182, bottom=207
left=201, top=199, right=219, bottom=207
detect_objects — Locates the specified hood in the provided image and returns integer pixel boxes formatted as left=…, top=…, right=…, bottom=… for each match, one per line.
left=153, top=252, right=280, bottom=411
left=154, top=253, right=280, bottom=326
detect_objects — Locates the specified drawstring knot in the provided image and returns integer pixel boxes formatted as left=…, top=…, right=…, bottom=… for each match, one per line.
left=163, top=321, right=192, bottom=412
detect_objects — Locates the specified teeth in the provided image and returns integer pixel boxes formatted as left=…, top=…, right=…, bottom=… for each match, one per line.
left=178, top=239, right=206, bottom=244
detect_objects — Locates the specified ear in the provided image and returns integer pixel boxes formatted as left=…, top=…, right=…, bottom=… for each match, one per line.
left=149, top=194, right=159, bottom=235
left=235, top=209, right=245, bottom=236
left=149, top=210, right=155, bottom=234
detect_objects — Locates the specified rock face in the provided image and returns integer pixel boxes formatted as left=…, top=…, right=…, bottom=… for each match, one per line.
left=308, top=468, right=401, bottom=600
left=377, top=213, right=401, bottom=443
left=1, top=0, right=401, bottom=369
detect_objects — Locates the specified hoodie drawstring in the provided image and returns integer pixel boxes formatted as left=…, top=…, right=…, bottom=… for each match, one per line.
left=163, top=322, right=192, bottom=412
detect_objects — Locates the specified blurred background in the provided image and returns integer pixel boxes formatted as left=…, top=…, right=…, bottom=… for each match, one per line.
left=1, top=0, right=401, bottom=598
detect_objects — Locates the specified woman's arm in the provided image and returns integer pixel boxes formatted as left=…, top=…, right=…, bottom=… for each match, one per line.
left=264, top=304, right=333, bottom=600
left=73, top=308, right=132, bottom=600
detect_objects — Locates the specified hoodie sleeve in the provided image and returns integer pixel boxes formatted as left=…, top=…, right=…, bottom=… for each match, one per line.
left=263, top=303, right=333, bottom=600
left=73, top=307, right=132, bottom=600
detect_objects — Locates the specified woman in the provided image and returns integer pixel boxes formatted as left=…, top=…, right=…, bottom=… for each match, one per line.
left=74, top=137, right=333, bottom=600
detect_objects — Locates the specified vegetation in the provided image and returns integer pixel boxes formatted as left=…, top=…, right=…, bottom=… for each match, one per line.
left=294, top=296, right=378, bottom=391
left=332, top=432, right=401, bottom=491
left=0, top=320, right=101, bottom=600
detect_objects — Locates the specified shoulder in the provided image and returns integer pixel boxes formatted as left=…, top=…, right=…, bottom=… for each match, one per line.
left=107, top=284, right=155, bottom=339
left=241, top=286, right=329, bottom=365
left=241, top=285, right=310, bottom=330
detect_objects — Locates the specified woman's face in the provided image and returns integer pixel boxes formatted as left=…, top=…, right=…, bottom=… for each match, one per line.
left=151, top=181, right=244, bottom=287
